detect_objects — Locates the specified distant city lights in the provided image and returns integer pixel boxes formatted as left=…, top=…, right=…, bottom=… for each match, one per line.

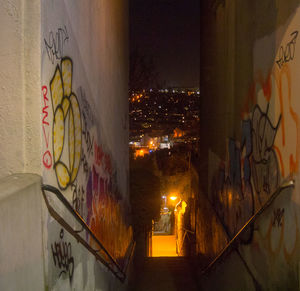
left=129, top=88, right=200, bottom=153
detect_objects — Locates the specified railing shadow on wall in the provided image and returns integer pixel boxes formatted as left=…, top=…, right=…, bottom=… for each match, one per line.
left=201, top=178, right=295, bottom=275
left=42, top=184, right=135, bottom=282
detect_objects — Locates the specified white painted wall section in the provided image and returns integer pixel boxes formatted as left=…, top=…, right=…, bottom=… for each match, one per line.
left=0, top=174, right=45, bottom=291
left=0, top=0, right=42, bottom=178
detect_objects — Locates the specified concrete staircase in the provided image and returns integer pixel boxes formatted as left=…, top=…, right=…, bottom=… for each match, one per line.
left=129, top=257, right=200, bottom=291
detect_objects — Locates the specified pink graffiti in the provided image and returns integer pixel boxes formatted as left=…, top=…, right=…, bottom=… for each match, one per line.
left=104, top=154, right=112, bottom=174
left=42, top=85, right=52, bottom=169
left=86, top=166, right=132, bottom=262
left=43, top=150, right=52, bottom=169
left=94, top=141, right=104, bottom=166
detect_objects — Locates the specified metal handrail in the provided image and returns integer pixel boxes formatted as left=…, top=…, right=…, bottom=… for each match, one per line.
left=178, top=227, right=195, bottom=254
left=123, top=240, right=136, bottom=275
left=202, top=178, right=295, bottom=274
left=182, top=227, right=195, bottom=234
left=42, top=184, right=135, bottom=282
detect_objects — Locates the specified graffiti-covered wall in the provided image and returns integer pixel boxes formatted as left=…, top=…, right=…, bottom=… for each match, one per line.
left=200, top=1, right=300, bottom=289
left=41, top=1, right=131, bottom=289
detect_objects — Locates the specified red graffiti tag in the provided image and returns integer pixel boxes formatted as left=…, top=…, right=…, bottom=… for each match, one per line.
left=42, top=86, right=49, bottom=126
left=94, top=141, right=104, bottom=166
left=43, top=150, right=52, bottom=169
left=42, top=85, right=52, bottom=169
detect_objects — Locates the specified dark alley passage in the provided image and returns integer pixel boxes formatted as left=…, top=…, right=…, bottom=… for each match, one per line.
left=129, top=257, right=201, bottom=291
left=2, top=0, right=300, bottom=290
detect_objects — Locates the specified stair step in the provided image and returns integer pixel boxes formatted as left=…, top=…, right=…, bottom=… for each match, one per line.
left=130, top=256, right=201, bottom=291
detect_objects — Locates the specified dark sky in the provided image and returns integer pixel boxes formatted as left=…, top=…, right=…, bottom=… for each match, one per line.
left=130, top=0, right=200, bottom=88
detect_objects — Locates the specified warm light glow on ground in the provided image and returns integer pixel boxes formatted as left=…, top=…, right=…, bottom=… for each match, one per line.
left=134, top=148, right=149, bottom=159
left=152, top=235, right=178, bottom=257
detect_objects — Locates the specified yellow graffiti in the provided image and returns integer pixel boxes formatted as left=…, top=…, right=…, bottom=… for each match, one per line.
left=50, top=57, right=82, bottom=190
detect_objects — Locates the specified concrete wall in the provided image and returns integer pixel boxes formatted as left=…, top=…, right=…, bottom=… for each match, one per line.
left=0, top=174, right=44, bottom=291
left=0, top=0, right=42, bottom=177
left=0, top=0, right=131, bottom=290
left=0, top=174, right=129, bottom=291
left=41, top=1, right=132, bottom=290
left=200, top=0, right=300, bottom=289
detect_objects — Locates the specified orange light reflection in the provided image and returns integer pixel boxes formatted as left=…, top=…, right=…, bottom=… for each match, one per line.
left=152, top=235, right=178, bottom=257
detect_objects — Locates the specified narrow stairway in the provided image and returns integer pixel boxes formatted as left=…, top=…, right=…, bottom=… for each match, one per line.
left=130, top=257, right=200, bottom=291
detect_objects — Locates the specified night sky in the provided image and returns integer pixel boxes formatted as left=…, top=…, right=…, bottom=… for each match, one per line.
left=130, top=0, right=200, bottom=88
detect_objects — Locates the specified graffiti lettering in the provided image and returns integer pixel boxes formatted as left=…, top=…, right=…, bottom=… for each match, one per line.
left=51, top=229, right=74, bottom=281
left=104, top=154, right=112, bottom=174
left=50, top=58, right=82, bottom=190
left=42, top=85, right=52, bottom=169
left=214, top=56, right=300, bottom=250
left=94, top=141, right=104, bottom=166
left=212, top=102, right=282, bottom=243
left=79, top=87, right=95, bottom=125
left=43, top=124, right=50, bottom=149
left=82, top=112, right=94, bottom=157
left=44, top=26, right=69, bottom=64
left=72, top=182, right=85, bottom=215
left=276, top=31, right=298, bottom=69
left=46, top=55, right=133, bottom=268
left=86, top=166, right=133, bottom=261
left=43, top=150, right=52, bottom=169
left=81, top=151, right=90, bottom=180
left=42, top=86, right=49, bottom=126
left=272, top=208, right=284, bottom=227
left=212, top=123, right=254, bottom=243
left=242, top=65, right=300, bottom=177
left=251, top=104, right=281, bottom=205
